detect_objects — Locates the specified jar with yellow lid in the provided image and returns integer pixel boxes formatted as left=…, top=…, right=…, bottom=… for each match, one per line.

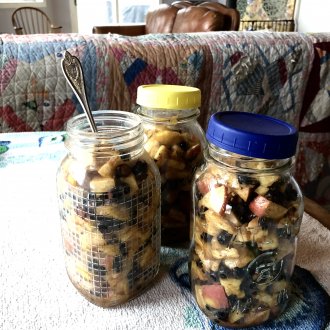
left=136, top=84, right=207, bottom=246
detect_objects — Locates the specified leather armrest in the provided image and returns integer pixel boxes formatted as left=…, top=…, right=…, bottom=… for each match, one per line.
left=92, top=24, right=146, bottom=36
left=172, top=7, right=225, bottom=33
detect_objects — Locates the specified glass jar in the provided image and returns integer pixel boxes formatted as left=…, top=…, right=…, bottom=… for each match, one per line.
left=136, top=84, right=207, bottom=246
left=190, top=111, right=304, bottom=327
left=57, top=110, right=161, bottom=308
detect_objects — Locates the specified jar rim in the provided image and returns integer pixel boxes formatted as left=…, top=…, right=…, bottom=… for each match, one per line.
left=65, top=110, right=144, bottom=153
left=66, top=110, right=142, bottom=137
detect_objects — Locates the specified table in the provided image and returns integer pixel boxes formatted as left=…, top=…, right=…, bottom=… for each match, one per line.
left=0, top=132, right=329, bottom=330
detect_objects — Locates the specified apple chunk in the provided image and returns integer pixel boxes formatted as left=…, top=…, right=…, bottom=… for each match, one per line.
left=249, top=195, right=287, bottom=220
left=197, top=284, right=229, bottom=310
left=233, top=186, right=251, bottom=202
left=196, top=173, right=217, bottom=195
left=199, top=185, right=227, bottom=214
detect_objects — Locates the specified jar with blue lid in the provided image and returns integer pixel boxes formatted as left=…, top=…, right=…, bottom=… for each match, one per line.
left=189, top=111, right=304, bottom=327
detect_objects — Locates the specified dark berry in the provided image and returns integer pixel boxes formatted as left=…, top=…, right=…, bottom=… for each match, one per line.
left=238, top=175, right=259, bottom=186
left=237, top=297, right=254, bottom=313
left=228, top=295, right=238, bottom=309
left=284, top=183, right=298, bottom=202
left=208, top=270, right=219, bottom=281
left=198, top=206, right=208, bottom=220
left=88, top=260, right=107, bottom=276
left=109, top=182, right=130, bottom=200
left=258, top=217, right=272, bottom=230
left=127, top=216, right=138, bottom=227
left=201, top=232, right=213, bottom=242
left=217, top=230, right=232, bottom=245
left=277, top=289, right=289, bottom=306
left=127, top=261, right=142, bottom=284
left=132, top=161, right=148, bottom=181
left=119, top=242, right=128, bottom=256
left=115, top=164, right=132, bottom=177
left=178, top=140, right=189, bottom=151
left=97, top=216, right=125, bottom=233
left=265, top=181, right=285, bottom=204
left=113, top=255, right=123, bottom=273
left=219, top=263, right=246, bottom=279
left=277, top=225, right=291, bottom=238
left=196, top=259, right=203, bottom=268
left=230, top=195, right=254, bottom=224
left=205, top=305, right=229, bottom=321
left=105, top=233, right=119, bottom=244
left=240, top=277, right=258, bottom=296
left=87, top=192, right=107, bottom=206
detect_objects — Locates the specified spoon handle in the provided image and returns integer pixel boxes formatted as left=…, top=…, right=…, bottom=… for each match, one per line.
left=61, top=51, right=98, bottom=132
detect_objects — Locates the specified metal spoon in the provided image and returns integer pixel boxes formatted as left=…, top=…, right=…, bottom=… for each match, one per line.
left=61, top=50, right=98, bottom=132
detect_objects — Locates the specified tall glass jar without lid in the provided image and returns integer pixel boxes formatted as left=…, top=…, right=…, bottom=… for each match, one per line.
left=56, top=110, right=161, bottom=308
left=136, top=84, right=207, bottom=246
left=190, top=111, right=304, bottom=328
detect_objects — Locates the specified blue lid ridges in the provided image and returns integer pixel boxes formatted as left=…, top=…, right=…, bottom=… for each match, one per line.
left=206, top=111, right=298, bottom=159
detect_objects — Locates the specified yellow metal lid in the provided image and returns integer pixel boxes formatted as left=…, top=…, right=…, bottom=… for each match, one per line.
left=136, top=84, right=201, bottom=110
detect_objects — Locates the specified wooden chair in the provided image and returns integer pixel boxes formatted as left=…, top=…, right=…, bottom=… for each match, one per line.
left=92, top=1, right=240, bottom=35
left=12, top=7, right=62, bottom=35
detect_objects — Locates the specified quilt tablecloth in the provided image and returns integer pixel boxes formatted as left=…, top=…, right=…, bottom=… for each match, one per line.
left=0, top=132, right=329, bottom=330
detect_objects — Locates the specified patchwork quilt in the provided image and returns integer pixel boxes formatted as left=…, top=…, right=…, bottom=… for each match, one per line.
left=0, top=31, right=329, bottom=208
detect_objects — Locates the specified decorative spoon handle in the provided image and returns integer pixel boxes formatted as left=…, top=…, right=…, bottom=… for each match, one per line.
left=61, top=50, right=98, bottom=132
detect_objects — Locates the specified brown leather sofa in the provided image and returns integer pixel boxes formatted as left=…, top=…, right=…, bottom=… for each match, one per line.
left=92, top=1, right=240, bottom=35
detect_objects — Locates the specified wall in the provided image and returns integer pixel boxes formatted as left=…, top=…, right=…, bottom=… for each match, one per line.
left=296, top=0, right=330, bottom=32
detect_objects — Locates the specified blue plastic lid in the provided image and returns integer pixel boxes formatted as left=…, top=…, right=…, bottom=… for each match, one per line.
left=206, top=111, right=298, bottom=159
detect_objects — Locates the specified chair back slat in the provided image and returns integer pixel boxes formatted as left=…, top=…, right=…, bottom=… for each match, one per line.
left=11, top=7, right=62, bottom=34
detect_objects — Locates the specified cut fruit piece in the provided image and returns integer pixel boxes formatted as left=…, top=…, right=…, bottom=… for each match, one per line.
left=225, top=211, right=242, bottom=227
left=201, top=284, right=229, bottom=310
left=196, top=173, right=218, bottom=195
left=153, top=145, right=169, bottom=167
left=199, top=185, right=227, bottom=214
left=96, top=204, right=129, bottom=221
left=244, top=309, right=270, bottom=325
left=255, top=185, right=269, bottom=195
left=256, top=232, right=279, bottom=251
left=90, top=176, right=115, bottom=192
left=220, top=278, right=245, bottom=298
left=249, top=195, right=287, bottom=220
left=258, top=175, right=280, bottom=188
left=204, top=210, right=236, bottom=235
left=153, top=130, right=182, bottom=146
left=191, top=260, right=208, bottom=281
left=233, top=186, right=251, bottom=202
left=98, top=155, right=122, bottom=177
